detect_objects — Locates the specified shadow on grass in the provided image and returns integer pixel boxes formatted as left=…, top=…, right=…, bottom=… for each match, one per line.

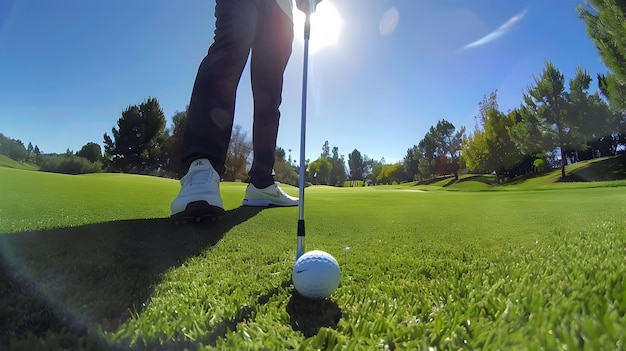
left=134, top=279, right=297, bottom=350
left=133, top=282, right=343, bottom=349
left=568, top=154, right=626, bottom=181
left=555, top=173, right=587, bottom=183
left=286, top=291, right=342, bottom=338
left=416, top=175, right=454, bottom=186
left=0, top=206, right=264, bottom=347
left=460, top=175, right=495, bottom=185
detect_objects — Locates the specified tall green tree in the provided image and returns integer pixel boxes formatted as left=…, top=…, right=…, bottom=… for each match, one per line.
left=329, top=146, right=346, bottom=186
left=417, top=134, right=437, bottom=179
left=273, top=147, right=298, bottom=186
left=308, top=157, right=332, bottom=185
left=10, top=139, right=27, bottom=162
left=462, top=92, right=524, bottom=181
left=376, top=163, right=406, bottom=184
left=348, top=149, right=365, bottom=183
left=33, top=145, right=41, bottom=164
left=568, top=70, right=615, bottom=160
left=510, top=62, right=595, bottom=178
left=26, top=142, right=33, bottom=162
left=418, top=119, right=465, bottom=179
left=163, top=109, right=188, bottom=177
left=403, top=146, right=420, bottom=182
left=597, top=74, right=626, bottom=154
left=321, top=140, right=330, bottom=158
left=0, top=134, right=28, bottom=162
left=77, top=142, right=103, bottom=163
left=578, top=0, right=626, bottom=110
left=367, top=159, right=383, bottom=185
left=362, top=155, right=376, bottom=182
left=436, top=120, right=466, bottom=179
left=103, top=97, right=166, bottom=173
left=224, top=124, right=253, bottom=181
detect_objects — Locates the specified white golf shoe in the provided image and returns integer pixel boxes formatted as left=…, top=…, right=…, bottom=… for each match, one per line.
left=242, top=183, right=299, bottom=207
left=170, top=159, right=224, bottom=221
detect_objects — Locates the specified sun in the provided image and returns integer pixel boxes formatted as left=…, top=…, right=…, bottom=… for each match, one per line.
left=293, top=1, right=342, bottom=54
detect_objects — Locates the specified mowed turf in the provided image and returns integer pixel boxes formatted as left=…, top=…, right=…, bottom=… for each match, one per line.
left=0, top=154, right=38, bottom=171
left=1, top=167, right=626, bottom=350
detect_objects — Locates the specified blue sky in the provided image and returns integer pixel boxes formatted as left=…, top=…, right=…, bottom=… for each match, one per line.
left=0, top=0, right=607, bottom=164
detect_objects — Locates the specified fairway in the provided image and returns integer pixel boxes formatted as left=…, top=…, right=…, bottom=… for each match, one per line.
left=1, top=167, right=625, bottom=349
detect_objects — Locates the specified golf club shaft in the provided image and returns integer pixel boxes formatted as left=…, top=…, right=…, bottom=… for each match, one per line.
left=297, top=9, right=312, bottom=260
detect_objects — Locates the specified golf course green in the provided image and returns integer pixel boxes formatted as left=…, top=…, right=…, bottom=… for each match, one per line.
left=1, top=159, right=625, bottom=349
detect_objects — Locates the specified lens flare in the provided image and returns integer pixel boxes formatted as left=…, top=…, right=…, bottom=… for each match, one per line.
left=294, top=2, right=342, bottom=54
left=380, top=7, right=400, bottom=36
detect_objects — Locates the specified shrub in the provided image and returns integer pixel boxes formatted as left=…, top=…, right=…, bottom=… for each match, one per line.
left=533, top=158, right=548, bottom=172
left=39, top=155, right=103, bottom=175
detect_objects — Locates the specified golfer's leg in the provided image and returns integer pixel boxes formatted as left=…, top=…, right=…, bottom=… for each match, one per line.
left=248, top=0, right=294, bottom=188
left=182, top=0, right=256, bottom=177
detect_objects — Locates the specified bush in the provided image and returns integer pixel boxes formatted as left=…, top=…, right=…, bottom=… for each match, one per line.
left=39, top=155, right=103, bottom=175
left=533, top=158, right=548, bottom=172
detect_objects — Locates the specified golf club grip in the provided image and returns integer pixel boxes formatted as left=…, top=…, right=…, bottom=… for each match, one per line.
left=297, top=219, right=305, bottom=236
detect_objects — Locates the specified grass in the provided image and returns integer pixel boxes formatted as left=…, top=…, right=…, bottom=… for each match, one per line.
left=1, top=165, right=626, bottom=350
left=409, top=154, right=626, bottom=192
left=0, top=154, right=39, bottom=171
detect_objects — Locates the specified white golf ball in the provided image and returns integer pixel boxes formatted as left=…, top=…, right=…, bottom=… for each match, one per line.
left=292, top=250, right=340, bottom=299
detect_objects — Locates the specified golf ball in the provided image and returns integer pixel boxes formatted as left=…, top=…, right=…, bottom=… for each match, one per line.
left=292, top=250, right=340, bottom=299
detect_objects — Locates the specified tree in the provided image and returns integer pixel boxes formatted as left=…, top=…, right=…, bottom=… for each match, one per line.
left=103, top=97, right=167, bottom=173
left=415, top=119, right=465, bottom=180
left=329, top=146, right=346, bottom=186
left=321, top=140, right=330, bottom=158
left=77, top=142, right=102, bottom=163
left=10, top=139, right=27, bottom=162
left=376, top=163, right=405, bottom=184
left=223, top=124, right=253, bottom=181
left=462, top=131, right=488, bottom=173
left=33, top=145, right=41, bottom=164
left=429, top=119, right=466, bottom=179
left=348, top=149, right=365, bottom=184
left=416, top=131, right=438, bottom=179
left=578, top=1, right=626, bottom=110
left=462, top=92, right=524, bottom=182
left=308, top=157, right=332, bottom=185
left=273, top=147, right=298, bottom=186
left=510, top=62, right=608, bottom=178
left=568, top=71, right=615, bottom=159
left=403, top=146, right=420, bottom=182
left=597, top=74, right=626, bottom=153
left=367, top=159, right=383, bottom=185
left=26, top=142, right=33, bottom=162
left=161, top=109, right=189, bottom=177
left=362, top=155, right=376, bottom=181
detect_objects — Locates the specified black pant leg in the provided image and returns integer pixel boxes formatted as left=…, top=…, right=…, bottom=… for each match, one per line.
left=248, top=0, right=294, bottom=188
left=182, top=0, right=257, bottom=176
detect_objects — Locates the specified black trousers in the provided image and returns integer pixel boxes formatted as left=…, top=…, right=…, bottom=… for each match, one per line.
left=182, top=0, right=293, bottom=188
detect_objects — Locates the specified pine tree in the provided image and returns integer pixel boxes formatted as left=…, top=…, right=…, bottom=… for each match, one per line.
left=578, top=0, right=626, bottom=109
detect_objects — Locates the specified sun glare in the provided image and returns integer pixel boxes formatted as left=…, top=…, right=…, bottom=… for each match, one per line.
left=293, top=2, right=342, bottom=54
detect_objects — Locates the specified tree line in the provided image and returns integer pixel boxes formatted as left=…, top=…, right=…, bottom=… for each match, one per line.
left=2, top=70, right=623, bottom=182
left=2, top=1, right=624, bottom=182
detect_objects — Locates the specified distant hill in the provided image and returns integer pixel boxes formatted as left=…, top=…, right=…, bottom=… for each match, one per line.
left=0, top=154, right=39, bottom=171
left=417, top=154, right=626, bottom=190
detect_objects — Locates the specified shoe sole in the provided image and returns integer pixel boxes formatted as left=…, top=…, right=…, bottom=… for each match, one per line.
left=242, top=199, right=298, bottom=207
left=171, top=201, right=225, bottom=224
